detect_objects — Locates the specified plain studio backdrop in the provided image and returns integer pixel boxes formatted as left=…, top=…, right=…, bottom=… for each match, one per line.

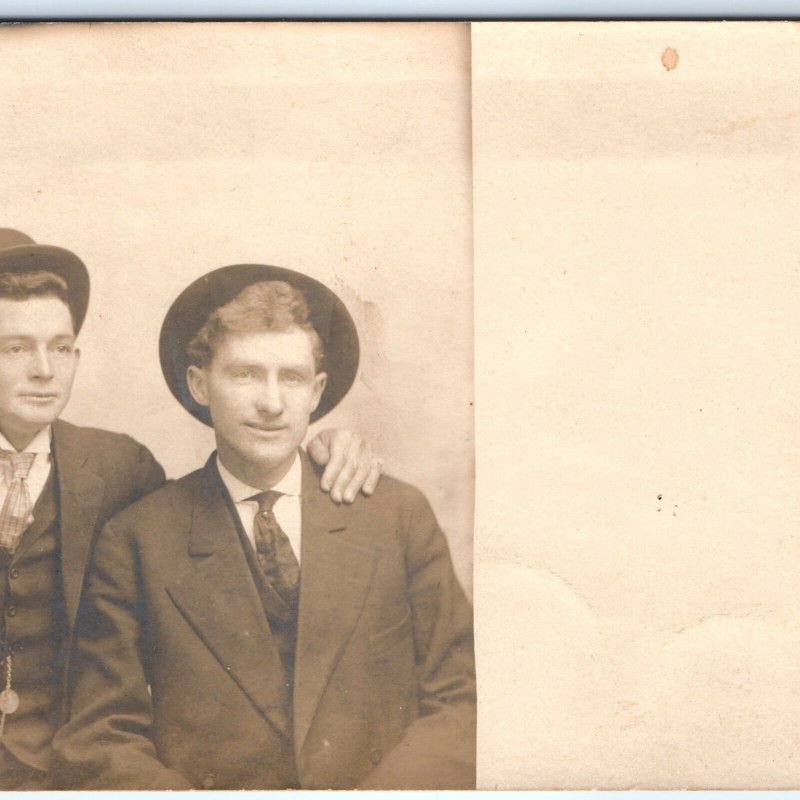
left=0, top=22, right=474, bottom=597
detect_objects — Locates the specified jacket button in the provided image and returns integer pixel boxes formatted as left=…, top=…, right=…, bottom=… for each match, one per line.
left=369, top=748, right=382, bottom=765
left=9, top=568, right=19, bottom=580
left=201, top=774, right=216, bottom=789
left=7, top=606, right=16, bottom=617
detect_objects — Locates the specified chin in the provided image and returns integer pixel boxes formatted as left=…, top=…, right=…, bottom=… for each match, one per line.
left=247, top=442, right=295, bottom=469
left=16, top=409, right=61, bottom=428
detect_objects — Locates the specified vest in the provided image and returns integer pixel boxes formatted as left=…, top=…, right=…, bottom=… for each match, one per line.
left=0, top=474, right=62, bottom=777
left=219, top=475, right=300, bottom=789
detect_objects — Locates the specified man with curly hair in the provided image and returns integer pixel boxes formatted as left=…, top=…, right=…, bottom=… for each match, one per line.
left=56, top=263, right=475, bottom=789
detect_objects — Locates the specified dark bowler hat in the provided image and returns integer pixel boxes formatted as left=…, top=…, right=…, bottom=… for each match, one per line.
left=0, top=228, right=91, bottom=333
left=159, top=264, right=360, bottom=426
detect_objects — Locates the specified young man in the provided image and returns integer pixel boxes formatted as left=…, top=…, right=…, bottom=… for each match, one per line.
left=0, top=230, right=380, bottom=789
left=56, top=264, right=476, bottom=789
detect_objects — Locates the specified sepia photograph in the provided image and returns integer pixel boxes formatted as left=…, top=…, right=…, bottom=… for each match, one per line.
left=0, top=21, right=475, bottom=789
left=2, top=16, right=799, bottom=793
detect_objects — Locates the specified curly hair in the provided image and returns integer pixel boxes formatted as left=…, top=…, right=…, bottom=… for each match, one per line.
left=187, top=280, right=324, bottom=370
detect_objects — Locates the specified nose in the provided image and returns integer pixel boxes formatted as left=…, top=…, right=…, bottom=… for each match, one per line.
left=30, top=346, right=54, bottom=381
left=255, top=375, right=284, bottom=416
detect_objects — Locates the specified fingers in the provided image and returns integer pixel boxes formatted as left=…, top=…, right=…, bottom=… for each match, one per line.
left=328, top=437, right=363, bottom=503
left=338, top=446, right=384, bottom=504
left=318, top=429, right=353, bottom=495
left=313, top=429, right=383, bottom=503
left=360, top=458, right=383, bottom=497
left=306, top=433, right=332, bottom=478
left=341, top=449, right=373, bottom=504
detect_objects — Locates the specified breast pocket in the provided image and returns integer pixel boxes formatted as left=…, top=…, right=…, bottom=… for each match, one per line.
left=369, top=606, right=412, bottom=656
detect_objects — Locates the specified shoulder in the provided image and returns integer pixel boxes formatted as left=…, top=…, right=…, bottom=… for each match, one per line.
left=54, top=419, right=153, bottom=462
left=347, top=472, right=436, bottom=530
left=341, top=474, right=453, bottom=571
left=369, top=473, right=429, bottom=508
left=53, top=421, right=165, bottom=499
left=108, top=468, right=203, bottom=527
left=94, top=470, right=207, bottom=565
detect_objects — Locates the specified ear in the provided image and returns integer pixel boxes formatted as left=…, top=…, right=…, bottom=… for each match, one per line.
left=187, top=365, right=210, bottom=407
left=310, top=372, right=327, bottom=414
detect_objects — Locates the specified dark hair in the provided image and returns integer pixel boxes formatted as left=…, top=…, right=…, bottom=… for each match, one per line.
left=187, top=280, right=324, bottom=370
left=0, top=270, right=75, bottom=331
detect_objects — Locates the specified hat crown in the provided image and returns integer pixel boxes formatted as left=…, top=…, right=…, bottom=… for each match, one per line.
left=0, top=229, right=36, bottom=251
left=0, top=230, right=91, bottom=334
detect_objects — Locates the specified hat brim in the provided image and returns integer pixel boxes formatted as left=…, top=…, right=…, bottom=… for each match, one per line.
left=0, top=243, right=90, bottom=333
left=159, top=264, right=360, bottom=427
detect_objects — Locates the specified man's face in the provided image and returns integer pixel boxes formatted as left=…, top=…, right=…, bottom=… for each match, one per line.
left=188, top=325, right=327, bottom=486
left=0, top=295, right=80, bottom=448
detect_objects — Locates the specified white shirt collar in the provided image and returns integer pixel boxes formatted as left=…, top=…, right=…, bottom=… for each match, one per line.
left=216, top=450, right=302, bottom=504
left=0, top=425, right=52, bottom=455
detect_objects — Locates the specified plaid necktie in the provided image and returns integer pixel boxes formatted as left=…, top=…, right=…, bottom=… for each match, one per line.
left=0, top=451, right=36, bottom=555
left=251, top=490, right=300, bottom=610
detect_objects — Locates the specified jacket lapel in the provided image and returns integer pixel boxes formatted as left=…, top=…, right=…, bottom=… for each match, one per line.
left=53, top=420, right=107, bottom=633
left=293, top=452, right=376, bottom=758
left=165, top=457, right=292, bottom=737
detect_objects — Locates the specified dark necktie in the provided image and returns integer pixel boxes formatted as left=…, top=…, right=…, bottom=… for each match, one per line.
left=251, top=490, right=300, bottom=610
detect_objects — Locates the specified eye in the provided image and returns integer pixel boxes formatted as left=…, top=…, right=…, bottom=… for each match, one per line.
left=282, top=372, right=305, bottom=385
left=53, top=344, right=74, bottom=355
left=3, top=344, right=27, bottom=355
left=233, top=369, right=255, bottom=381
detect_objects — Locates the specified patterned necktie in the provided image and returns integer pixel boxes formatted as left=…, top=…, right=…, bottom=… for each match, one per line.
left=0, top=451, right=36, bottom=555
left=251, top=490, right=300, bottom=610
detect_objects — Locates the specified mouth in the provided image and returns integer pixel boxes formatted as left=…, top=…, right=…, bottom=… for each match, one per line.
left=244, top=422, right=287, bottom=434
left=20, top=392, right=59, bottom=402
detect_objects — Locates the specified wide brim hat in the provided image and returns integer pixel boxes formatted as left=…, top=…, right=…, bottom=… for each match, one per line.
left=159, top=263, right=360, bottom=426
left=0, top=229, right=90, bottom=333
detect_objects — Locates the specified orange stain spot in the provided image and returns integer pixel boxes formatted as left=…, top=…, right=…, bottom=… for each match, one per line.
left=661, top=47, right=679, bottom=71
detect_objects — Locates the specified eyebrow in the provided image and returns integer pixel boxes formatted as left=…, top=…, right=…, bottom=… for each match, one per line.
left=223, top=360, right=313, bottom=374
left=0, top=333, right=76, bottom=344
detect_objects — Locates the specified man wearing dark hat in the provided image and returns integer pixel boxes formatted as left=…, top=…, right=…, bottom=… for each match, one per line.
left=0, top=227, right=164, bottom=790
left=0, top=231, right=382, bottom=790
left=55, top=265, right=476, bottom=789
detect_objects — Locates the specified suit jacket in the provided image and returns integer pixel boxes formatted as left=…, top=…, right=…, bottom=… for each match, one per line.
left=1, top=419, right=164, bottom=785
left=55, top=451, right=476, bottom=790
left=47, top=419, right=166, bottom=708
